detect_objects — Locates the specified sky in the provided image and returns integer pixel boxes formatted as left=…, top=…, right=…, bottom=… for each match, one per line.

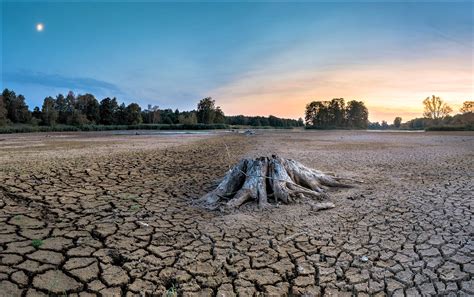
left=1, top=1, right=473, bottom=122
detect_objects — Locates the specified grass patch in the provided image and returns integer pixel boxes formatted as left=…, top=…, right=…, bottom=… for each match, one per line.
left=0, top=123, right=230, bottom=134
left=425, top=125, right=473, bottom=131
left=32, top=239, right=43, bottom=248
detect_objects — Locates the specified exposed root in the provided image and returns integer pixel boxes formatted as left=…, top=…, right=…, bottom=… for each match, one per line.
left=200, top=155, right=354, bottom=210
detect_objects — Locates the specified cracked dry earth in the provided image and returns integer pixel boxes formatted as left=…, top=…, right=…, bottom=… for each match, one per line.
left=0, top=131, right=473, bottom=297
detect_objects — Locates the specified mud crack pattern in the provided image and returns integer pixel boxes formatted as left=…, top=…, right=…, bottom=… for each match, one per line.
left=0, top=131, right=472, bottom=296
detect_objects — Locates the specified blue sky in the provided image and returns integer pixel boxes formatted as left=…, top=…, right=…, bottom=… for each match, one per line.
left=1, top=1, right=472, bottom=121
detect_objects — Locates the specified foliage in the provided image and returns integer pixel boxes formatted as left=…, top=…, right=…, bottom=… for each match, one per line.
left=226, top=115, right=303, bottom=128
left=393, top=117, right=402, bottom=128
left=197, top=97, right=217, bottom=124
left=460, top=101, right=473, bottom=114
left=0, top=94, right=7, bottom=126
left=305, top=98, right=368, bottom=129
left=423, top=95, right=452, bottom=119
left=41, top=96, right=58, bottom=126
left=2, top=89, right=31, bottom=124
left=0, top=123, right=231, bottom=134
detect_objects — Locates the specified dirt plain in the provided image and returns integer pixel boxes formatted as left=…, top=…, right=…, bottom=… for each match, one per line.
left=0, top=130, right=472, bottom=297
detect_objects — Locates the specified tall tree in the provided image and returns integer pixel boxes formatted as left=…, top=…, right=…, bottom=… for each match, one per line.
left=125, top=103, right=142, bottom=125
left=346, top=100, right=368, bottom=129
left=460, top=101, right=473, bottom=113
left=76, top=94, right=100, bottom=123
left=41, top=96, right=58, bottom=126
left=2, top=89, right=31, bottom=123
left=393, top=117, right=402, bottom=128
left=328, top=98, right=346, bottom=127
left=305, top=101, right=330, bottom=127
left=99, top=97, right=119, bottom=125
left=197, top=97, right=216, bottom=124
left=32, top=106, right=42, bottom=120
left=0, top=94, right=7, bottom=126
left=214, top=107, right=225, bottom=124
left=64, top=91, right=77, bottom=125
left=55, top=94, right=68, bottom=124
left=423, top=95, right=452, bottom=119
left=115, top=103, right=127, bottom=125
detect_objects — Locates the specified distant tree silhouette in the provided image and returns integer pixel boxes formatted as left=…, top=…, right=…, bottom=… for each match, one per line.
left=197, top=97, right=216, bottom=124
left=423, top=95, right=452, bottom=119
left=306, top=99, right=367, bottom=129
left=99, top=97, right=119, bottom=125
left=32, top=106, right=42, bottom=121
left=125, top=103, right=142, bottom=125
left=178, top=111, right=198, bottom=125
left=76, top=94, right=100, bottom=123
left=393, top=117, right=402, bottom=128
left=142, top=104, right=160, bottom=124
left=0, top=94, right=7, bottom=126
left=2, top=89, right=31, bottom=123
left=460, top=101, right=473, bottom=114
left=0, top=88, right=306, bottom=129
left=214, top=107, right=225, bottom=124
left=346, top=101, right=368, bottom=129
left=41, top=96, right=58, bottom=126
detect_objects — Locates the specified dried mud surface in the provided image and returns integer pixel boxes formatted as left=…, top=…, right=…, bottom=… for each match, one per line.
left=0, top=130, right=472, bottom=296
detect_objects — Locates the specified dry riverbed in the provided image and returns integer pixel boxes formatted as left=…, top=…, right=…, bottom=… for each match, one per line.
left=0, top=130, right=472, bottom=296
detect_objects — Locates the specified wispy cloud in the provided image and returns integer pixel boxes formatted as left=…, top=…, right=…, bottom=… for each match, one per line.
left=3, top=71, right=123, bottom=95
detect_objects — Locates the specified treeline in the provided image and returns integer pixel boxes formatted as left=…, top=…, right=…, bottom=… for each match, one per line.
left=225, top=115, right=304, bottom=127
left=368, top=97, right=473, bottom=130
left=304, top=98, right=369, bottom=129
left=0, top=89, right=300, bottom=129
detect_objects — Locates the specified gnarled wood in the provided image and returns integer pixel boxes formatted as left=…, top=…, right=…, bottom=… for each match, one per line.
left=200, top=155, right=352, bottom=210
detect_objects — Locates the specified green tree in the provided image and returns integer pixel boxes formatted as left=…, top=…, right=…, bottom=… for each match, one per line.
left=197, top=97, right=216, bottom=124
left=32, top=106, right=42, bottom=121
left=2, top=89, right=31, bottom=123
left=142, top=104, right=160, bottom=124
left=178, top=112, right=198, bottom=125
left=214, top=107, right=225, bottom=124
left=41, top=96, right=58, bottom=126
left=0, top=94, right=7, bottom=126
left=305, top=101, right=330, bottom=127
left=115, top=103, right=127, bottom=124
left=423, top=95, right=452, bottom=119
left=64, top=91, right=77, bottom=125
left=55, top=94, right=69, bottom=124
left=393, top=117, right=402, bottom=128
left=125, top=103, right=142, bottom=125
left=76, top=94, right=100, bottom=123
left=346, top=101, right=368, bottom=129
left=99, top=97, right=119, bottom=125
left=328, top=98, right=346, bottom=127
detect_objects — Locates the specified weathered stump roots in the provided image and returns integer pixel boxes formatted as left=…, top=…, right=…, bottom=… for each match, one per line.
left=200, top=155, right=352, bottom=210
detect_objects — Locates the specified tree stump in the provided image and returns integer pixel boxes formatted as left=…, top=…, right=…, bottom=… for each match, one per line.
left=200, top=155, right=352, bottom=210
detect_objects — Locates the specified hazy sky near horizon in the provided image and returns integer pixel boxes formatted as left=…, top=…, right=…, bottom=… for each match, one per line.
left=1, top=1, right=472, bottom=122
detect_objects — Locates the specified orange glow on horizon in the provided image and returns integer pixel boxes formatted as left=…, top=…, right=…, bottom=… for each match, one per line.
left=211, top=56, right=472, bottom=123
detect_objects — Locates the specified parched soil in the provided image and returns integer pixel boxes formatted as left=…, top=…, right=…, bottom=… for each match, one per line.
left=0, top=130, right=472, bottom=296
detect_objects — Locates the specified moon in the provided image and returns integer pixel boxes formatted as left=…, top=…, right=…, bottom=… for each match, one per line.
left=36, top=23, right=44, bottom=32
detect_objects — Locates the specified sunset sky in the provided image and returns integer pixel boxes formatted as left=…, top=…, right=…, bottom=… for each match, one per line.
left=1, top=1, right=473, bottom=122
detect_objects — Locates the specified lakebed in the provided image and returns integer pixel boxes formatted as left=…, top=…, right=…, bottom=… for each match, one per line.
left=0, top=130, right=472, bottom=296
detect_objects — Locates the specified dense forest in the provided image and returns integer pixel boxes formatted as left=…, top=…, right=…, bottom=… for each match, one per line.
left=0, top=89, right=302, bottom=129
left=304, top=98, right=369, bottom=129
